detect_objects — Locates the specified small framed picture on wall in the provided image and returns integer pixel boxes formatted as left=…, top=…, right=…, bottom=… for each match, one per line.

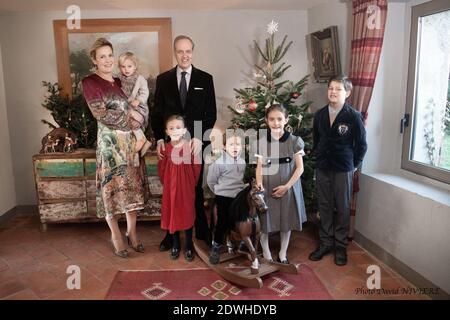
left=309, top=26, right=342, bottom=83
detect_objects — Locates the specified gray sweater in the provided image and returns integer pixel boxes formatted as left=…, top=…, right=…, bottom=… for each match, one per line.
left=207, top=152, right=246, bottom=198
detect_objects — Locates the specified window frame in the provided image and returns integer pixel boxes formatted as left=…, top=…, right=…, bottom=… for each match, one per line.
left=401, top=0, right=450, bottom=184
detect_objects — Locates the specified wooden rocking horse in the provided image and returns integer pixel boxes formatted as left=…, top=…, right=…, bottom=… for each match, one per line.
left=194, top=180, right=300, bottom=288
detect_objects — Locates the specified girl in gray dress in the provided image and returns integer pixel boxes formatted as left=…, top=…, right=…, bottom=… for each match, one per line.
left=256, top=104, right=307, bottom=263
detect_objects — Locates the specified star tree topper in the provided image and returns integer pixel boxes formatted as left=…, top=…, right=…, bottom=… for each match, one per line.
left=267, top=20, right=279, bottom=35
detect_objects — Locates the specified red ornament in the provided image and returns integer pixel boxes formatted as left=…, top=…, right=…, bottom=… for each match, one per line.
left=248, top=100, right=258, bottom=111
left=291, top=92, right=300, bottom=99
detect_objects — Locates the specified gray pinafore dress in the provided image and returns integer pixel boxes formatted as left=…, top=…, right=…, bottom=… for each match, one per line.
left=257, top=131, right=307, bottom=233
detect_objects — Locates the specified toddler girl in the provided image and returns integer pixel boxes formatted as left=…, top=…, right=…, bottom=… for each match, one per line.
left=118, top=52, right=151, bottom=157
left=158, top=115, right=201, bottom=261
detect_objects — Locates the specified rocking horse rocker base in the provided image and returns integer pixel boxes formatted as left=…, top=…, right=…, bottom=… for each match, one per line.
left=194, top=239, right=300, bottom=289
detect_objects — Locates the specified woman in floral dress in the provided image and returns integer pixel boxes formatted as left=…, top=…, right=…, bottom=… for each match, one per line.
left=82, top=38, right=147, bottom=258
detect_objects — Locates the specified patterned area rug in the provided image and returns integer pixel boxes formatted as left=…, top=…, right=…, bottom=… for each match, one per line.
left=105, top=265, right=332, bottom=300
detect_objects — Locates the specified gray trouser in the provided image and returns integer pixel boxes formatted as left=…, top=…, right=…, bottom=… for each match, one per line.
left=316, top=168, right=353, bottom=248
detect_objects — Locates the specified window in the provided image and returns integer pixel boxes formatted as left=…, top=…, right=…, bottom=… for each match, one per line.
left=402, top=0, right=450, bottom=184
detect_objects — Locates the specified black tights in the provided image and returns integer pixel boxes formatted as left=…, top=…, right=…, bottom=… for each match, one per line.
left=171, top=227, right=193, bottom=250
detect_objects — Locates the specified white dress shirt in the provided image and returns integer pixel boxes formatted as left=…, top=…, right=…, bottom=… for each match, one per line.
left=157, top=65, right=193, bottom=145
left=176, top=65, right=192, bottom=91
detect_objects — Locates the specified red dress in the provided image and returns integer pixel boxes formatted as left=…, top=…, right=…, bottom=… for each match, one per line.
left=158, top=141, right=201, bottom=233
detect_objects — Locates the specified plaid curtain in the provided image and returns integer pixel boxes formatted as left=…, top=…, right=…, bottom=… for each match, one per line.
left=347, top=0, right=387, bottom=238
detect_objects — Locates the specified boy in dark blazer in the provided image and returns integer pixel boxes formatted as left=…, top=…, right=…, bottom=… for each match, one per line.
left=309, top=75, right=367, bottom=266
left=151, top=35, right=217, bottom=254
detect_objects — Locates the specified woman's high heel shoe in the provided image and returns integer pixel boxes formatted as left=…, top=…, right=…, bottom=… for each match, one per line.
left=126, top=233, right=145, bottom=253
left=110, top=238, right=128, bottom=258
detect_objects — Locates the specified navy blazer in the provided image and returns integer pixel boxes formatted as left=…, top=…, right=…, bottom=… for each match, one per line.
left=151, top=66, right=217, bottom=142
left=313, top=103, right=368, bottom=172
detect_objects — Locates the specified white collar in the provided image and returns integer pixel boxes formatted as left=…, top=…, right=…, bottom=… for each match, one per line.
left=177, top=65, right=192, bottom=76
left=328, top=104, right=343, bottom=114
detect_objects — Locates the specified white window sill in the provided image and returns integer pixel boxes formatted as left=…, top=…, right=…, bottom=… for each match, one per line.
left=362, top=172, right=450, bottom=207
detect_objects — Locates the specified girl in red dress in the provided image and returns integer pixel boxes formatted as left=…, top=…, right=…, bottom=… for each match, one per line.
left=158, top=115, right=201, bottom=261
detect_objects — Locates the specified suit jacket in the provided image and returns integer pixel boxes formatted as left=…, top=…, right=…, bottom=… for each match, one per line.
left=151, top=65, right=217, bottom=142
left=313, top=103, right=367, bottom=172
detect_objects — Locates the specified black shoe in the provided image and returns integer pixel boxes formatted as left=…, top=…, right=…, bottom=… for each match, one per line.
left=209, top=244, right=221, bottom=265
left=276, top=257, right=289, bottom=264
left=170, top=247, right=180, bottom=260
left=159, top=234, right=173, bottom=252
left=309, top=245, right=333, bottom=261
left=185, top=249, right=195, bottom=262
left=238, top=241, right=249, bottom=253
left=334, top=246, right=347, bottom=266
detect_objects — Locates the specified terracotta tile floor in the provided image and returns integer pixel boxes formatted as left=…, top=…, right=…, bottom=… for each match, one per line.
left=0, top=213, right=429, bottom=300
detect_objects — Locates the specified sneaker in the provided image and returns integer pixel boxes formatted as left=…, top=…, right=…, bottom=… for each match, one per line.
left=238, top=241, right=249, bottom=253
left=334, top=246, right=347, bottom=266
left=209, top=243, right=221, bottom=265
left=308, top=245, right=333, bottom=261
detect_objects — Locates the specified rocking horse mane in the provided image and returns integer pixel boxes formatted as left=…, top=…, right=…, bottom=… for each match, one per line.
left=227, top=185, right=252, bottom=229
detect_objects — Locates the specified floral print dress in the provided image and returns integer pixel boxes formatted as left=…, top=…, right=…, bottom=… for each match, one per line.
left=81, top=73, right=148, bottom=218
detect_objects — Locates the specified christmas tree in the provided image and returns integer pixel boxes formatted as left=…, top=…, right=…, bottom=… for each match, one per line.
left=41, top=81, right=97, bottom=148
left=41, top=76, right=157, bottom=150
left=228, top=20, right=316, bottom=211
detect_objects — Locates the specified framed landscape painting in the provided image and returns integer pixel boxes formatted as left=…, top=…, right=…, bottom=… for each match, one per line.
left=53, top=18, right=172, bottom=97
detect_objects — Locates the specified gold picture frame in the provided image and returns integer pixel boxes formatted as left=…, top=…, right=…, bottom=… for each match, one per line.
left=53, top=18, right=172, bottom=97
left=310, top=26, right=342, bottom=83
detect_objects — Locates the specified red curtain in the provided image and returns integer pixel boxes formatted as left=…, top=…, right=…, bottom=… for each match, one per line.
left=348, top=0, right=387, bottom=237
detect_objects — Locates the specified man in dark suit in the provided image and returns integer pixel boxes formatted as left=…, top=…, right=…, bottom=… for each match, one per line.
left=151, top=35, right=217, bottom=255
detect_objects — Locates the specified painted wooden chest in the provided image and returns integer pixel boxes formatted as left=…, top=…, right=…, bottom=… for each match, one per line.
left=32, top=149, right=162, bottom=231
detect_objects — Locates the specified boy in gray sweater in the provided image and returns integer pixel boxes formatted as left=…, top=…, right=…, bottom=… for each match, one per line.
left=207, top=131, right=246, bottom=264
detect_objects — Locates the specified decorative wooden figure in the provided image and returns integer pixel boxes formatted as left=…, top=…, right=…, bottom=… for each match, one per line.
left=40, top=128, right=77, bottom=153
left=63, top=134, right=78, bottom=153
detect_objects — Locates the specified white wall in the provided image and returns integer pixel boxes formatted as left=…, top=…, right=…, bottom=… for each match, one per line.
left=357, top=174, right=450, bottom=294
left=0, top=9, right=308, bottom=205
left=0, top=44, right=17, bottom=215
left=306, top=0, right=351, bottom=111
